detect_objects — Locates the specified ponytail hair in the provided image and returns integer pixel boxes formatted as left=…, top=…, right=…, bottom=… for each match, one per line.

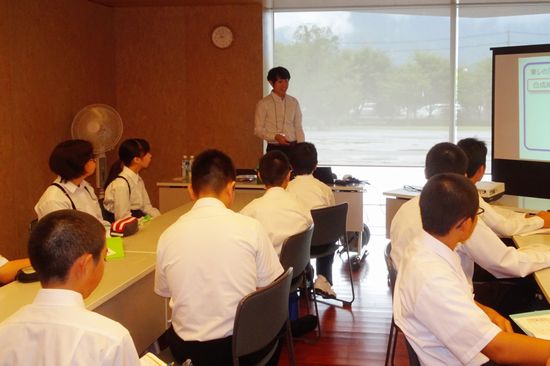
left=104, top=138, right=151, bottom=188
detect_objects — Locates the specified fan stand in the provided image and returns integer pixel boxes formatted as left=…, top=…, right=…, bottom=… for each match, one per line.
left=96, top=153, right=107, bottom=199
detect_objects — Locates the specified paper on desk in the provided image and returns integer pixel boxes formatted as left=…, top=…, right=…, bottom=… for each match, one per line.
left=140, top=352, right=169, bottom=366
left=516, top=227, right=550, bottom=237
left=511, top=310, right=550, bottom=340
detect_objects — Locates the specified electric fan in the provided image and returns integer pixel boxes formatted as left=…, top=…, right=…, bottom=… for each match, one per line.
left=71, top=104, right=123, bottom=190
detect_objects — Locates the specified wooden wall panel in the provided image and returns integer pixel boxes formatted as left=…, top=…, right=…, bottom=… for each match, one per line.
left=114, top=4, right=264, bottom=206
left=0, top=0, right=115, bottom=259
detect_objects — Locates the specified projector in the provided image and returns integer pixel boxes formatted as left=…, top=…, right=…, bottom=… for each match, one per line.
left=476, top=181, right=505, bottom=202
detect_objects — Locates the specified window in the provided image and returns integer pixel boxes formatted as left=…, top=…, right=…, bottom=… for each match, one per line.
left=273, top=3, right=550, bottom=169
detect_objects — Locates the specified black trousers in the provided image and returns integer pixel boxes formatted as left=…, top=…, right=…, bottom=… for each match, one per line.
left=166, top=326, right=282, bottom=366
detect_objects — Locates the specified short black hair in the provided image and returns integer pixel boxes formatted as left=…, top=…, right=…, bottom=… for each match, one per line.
left=267, top=66, right=291, bottom=83
left=191, top=149, right=236, bottom=195
left=457, top=138, right=487, bottom=178
left=420, top=173, right=479, bottom=236
left=49, top=139, right=94, bottom=182
left=28, top=209, right=105, bottom=285
left=289, top=142, right=317, bottom=175
left=259, top=150, right=290, bottom=187
left=425, top=142, right=468, bottom=179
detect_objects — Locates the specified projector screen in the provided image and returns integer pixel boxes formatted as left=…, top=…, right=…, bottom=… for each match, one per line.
left=492, top=44, right=550, bottom=199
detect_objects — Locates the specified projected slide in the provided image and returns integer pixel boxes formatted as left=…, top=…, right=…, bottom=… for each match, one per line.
left=519, top=56, right=550, bottom=161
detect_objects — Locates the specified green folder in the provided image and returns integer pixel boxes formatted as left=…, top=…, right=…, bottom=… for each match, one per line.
left=510, top=309, right=550, bottom=339
left=106, top=237, right=125, bottom=261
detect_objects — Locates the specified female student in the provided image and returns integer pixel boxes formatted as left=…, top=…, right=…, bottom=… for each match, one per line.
left=34, top=139, right=105, bottom=224
left=103, top=138, right=160, bottom=222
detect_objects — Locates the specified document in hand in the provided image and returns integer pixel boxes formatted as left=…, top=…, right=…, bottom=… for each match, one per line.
left=511, top=310, right=550, bottom=340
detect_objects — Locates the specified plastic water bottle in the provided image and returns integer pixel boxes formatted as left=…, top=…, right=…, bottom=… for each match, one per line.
left=188, top=155, right=194, bottom=181
left=182, top=155, right=188, bottom=181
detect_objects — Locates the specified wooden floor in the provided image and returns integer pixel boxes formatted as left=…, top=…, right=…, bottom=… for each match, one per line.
left=279, top=235, right=411, bottom=366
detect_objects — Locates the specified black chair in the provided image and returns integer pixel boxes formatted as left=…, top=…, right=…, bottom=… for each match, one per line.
left=279, top=226, right=319, bottom=337
left=310, top=202, right=355, bottom=306
left=232, top=268, right=296, bottom=366
left=384, top=243, right=420, bottom=366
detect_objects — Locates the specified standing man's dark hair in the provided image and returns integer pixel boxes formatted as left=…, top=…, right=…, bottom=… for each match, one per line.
left=289, top=142, right=318, bottom=175
left=457, top=138, right=487, bottom=179
left=267, top=66, right=291, bottom=83
left=258, top=150, right=290, bottom=187
left=420, top=173, right=479, bottom=236
left=424, top=142, right=468, bottom=179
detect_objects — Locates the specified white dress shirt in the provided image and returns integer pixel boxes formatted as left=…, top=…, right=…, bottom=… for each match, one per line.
left=390, top=196, right=550, bottom=280
left=155, top=197, right=283, bottom=342
left=34, top=177, right=105, bottom=223
left=103, top=166, right=161, bottom=220
left=240, top=187, right=313, bottom=255
left=479, top=194, right=543, bottom=237
left=394, top=231, right=501, bottom=366
left=286, top=174, right=335, bottom=211
left=0, top=289, right=140, bottom=366
left=254, top=91, right=305, bottom=144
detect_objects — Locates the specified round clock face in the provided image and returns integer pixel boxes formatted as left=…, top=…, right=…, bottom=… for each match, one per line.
left=211, top=25, right=233, bottom=49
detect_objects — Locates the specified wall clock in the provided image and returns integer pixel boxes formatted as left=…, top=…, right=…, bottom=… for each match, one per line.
left=211, top=25, right=234, bottom=49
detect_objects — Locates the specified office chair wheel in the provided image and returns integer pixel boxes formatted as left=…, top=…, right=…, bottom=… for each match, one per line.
left=351, top=256, right=362, bottom=271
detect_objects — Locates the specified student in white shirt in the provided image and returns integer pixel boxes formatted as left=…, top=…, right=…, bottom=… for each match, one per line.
left=34, top=139, right=105, bottom=224
left=240, top=150, right=312, bottom=255
left=394, top=173, right=550, bottom=366
left=0, top=255, right=30, bottom=285
left=457, top=137, right=550, bottom=237
left=287, top=142, right=337, bottom=298
left=103, top=138, right=160, bottom=222
left=390, top=142, right=550, bottom=315
left=0, top=210, right=140, bottom=366
left=155, top=149, right=283, bottom=366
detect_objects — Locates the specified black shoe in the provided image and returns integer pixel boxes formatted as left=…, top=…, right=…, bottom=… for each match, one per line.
left=291, top=315, right=318, bottom=337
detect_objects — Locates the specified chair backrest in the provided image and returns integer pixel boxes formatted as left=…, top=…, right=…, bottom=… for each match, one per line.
left=280, top=226, right=314, bottom=278
left=310, top=203, right=348, bottom=248
left=384, top=242, right=420, bottom=366
left=384, top=242, right=397, bottom=294
left=232, top=267, right=293, bottom=365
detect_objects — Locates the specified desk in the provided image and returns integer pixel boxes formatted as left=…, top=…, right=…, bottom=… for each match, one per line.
left=157, top=178, right=365, bottom=233
left=157, top=178, right=367, bottom=261
left=513, top=235, right=550, bottom=303
left=0, top=194, right=270, bottom=354
left=0, top=252, right=163, bottom=354
left=383, top=188, right=550, bottom=238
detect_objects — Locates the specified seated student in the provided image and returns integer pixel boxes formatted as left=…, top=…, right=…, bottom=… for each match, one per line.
left=394, top=173, right=550, bottom=366
left=458, top=137, right=550, bottom=237
left=0, top=255, right=30, bottom=285
left=0, top=210, right=141, bottom=365
left=390, top=142, right=550, bottom=277
left=103, top=138, right=161, bottom=222
left=240, top=150, right=313, bottom=255
left=286, top=142, right=337, bottom=298
left=390, top=142, right=550, bottom=315
left=34, top=139, right=105, bottom=224
left=155, top=149, right=283, bottom=366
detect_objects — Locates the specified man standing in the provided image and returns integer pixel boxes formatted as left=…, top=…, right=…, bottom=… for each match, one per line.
left=254, top=66, right=305, bottom=155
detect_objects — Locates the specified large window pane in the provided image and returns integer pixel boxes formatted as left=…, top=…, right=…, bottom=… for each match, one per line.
left=274, top=8, right=450, bottom=166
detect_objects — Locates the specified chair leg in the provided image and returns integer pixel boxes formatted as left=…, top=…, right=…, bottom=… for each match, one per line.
left=385, top=316, right=398, bottom=366
left=285, top=318, right=296, bottom=366
left=326, top=243, right=355, bottom=306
